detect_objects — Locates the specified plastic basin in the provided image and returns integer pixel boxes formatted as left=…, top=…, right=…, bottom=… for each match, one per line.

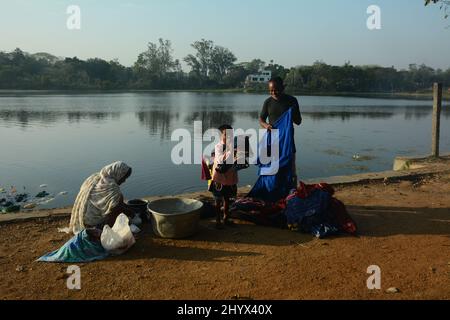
left=147, top=198, right=203, bottom=239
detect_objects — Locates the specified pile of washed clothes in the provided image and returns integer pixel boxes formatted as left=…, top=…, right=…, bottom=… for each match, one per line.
left=231, top=181, right=357, bottom=239
left=0, top=185, right=68, bottom=214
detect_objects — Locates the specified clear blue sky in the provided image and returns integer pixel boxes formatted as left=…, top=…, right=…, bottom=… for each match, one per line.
left=1, top=0, right=449, bottom=70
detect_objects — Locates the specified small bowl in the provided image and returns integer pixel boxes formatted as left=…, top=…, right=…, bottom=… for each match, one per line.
left=147, top=198, right=203, bottom=239
left=126, top=199, right=150, bottom=221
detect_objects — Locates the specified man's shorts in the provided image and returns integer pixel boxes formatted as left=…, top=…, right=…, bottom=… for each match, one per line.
left=209, top=182, right=237, bottom=201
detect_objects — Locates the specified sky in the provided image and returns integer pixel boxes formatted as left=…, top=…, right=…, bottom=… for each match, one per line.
left=1, top=0, right=450, bottom=70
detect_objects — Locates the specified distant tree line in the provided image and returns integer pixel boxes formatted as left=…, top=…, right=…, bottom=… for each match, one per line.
left=0, top=39, right=449, bottom=92
left=284, top=61, right=450, bottom=93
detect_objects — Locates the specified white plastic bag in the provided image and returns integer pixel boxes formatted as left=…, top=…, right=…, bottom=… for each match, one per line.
left=101, top=214, right=136, bottom=255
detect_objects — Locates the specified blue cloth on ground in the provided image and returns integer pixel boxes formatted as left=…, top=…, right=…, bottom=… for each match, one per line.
left=285, top=188, right=339, bottom=238
left=37, top=230, right=109, bottom=263
left=285, top=189, right=332, bottom=226
left=248, top=108, right=295, bottom=202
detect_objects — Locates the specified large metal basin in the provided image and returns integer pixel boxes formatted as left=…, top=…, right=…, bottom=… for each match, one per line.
left=147, top=198, right=203, bottom=239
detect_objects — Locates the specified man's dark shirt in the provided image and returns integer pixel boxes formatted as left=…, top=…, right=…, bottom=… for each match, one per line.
left=260, top=94, right=302, bottom=126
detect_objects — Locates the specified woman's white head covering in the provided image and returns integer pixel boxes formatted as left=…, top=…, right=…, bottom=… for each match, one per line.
left=68, top=161, right=131, bottom=234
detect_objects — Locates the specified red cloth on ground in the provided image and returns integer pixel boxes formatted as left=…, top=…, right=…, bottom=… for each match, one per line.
left=287, top=181, right=335, bottom=201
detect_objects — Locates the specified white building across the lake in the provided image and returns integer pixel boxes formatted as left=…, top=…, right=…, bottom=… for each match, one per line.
left=245, top=70, right=272, bottom=86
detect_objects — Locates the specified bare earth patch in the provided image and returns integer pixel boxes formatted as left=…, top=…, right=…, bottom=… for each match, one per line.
left=0, top=173, right=449, bottom=300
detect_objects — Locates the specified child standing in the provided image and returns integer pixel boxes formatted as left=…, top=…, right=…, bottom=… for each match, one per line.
left=210, top=125, right=238, bottom=229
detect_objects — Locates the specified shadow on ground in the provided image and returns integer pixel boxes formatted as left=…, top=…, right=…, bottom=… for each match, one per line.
left=348, top=205, right=450, bottom=238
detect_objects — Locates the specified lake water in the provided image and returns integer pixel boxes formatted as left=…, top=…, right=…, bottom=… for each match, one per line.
left=1, top=92, right=449, bottom=209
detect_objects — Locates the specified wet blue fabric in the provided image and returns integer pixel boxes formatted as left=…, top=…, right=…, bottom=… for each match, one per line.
left=248, top=108, right=295, bottom=202
left=38, top=230, right=109, bottom=263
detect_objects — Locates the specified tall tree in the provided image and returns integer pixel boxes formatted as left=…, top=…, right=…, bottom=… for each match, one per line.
left=184, top=39, right=214, bottom=80
left=209, top=46, right=237, bottom=82
left=241, top=59, right=266, bottom=74
left=134, top=39, right=180, bottom=87
left=184, top=39, right=236, bottom=85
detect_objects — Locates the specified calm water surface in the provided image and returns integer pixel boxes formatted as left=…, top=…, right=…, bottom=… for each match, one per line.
left=0, top=92, right=449, bottom=208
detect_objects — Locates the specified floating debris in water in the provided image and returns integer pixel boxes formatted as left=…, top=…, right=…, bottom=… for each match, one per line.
left=2, top=201, right=14, bottom=207
left=324, top=149, right=344, bottom=156
left=40, top=198, right=55, bottom=205
left=14, top=193, right=28, bottom=203
left=35, top=191, right=50, bottom=198
left=58, top=191, right=68, bottom=196
left=23, top=203, right=37, bottom=210
left=0, top=184, right=61, bottom=213
left=39, top=184, right=48, bottom=188
left=352, top=154, right=377, bottom=162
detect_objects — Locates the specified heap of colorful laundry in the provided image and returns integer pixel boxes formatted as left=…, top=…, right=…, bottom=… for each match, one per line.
left=231, top=181, right=357, bottom=239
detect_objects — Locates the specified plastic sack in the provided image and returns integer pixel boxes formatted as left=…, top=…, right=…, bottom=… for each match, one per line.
left=101, top=214, right=136, bottom=255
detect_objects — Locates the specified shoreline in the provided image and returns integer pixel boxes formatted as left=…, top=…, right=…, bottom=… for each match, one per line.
left=2, top=155, right=449, bottom=225
left=0, top=89, right=448, bottom=101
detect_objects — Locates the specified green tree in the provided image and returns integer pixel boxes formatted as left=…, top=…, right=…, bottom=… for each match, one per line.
left=209, top=46, right=237, bottom=82
left=266, top=60, right=289, bottom=79
left=184, top=39, right=237, bottom=86
left=184, top=39, right=214, bottom=81
left=243, top=59, right=266, bottom=74
left=134, top=39, right=180, bottom=88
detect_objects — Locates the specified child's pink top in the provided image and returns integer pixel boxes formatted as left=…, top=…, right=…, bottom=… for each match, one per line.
left=212, top=143, right=239, bottom=186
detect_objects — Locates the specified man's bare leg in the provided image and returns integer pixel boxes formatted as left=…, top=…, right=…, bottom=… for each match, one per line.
left=292, top=153, right=298, bottom=188
left=215, top=199, right=224, bottom=229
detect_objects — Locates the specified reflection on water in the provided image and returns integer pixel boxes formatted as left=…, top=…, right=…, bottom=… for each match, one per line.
left=1, top=104, right=448, bottom=132
left=0, top=92, right=449, bottom=208
left=306, top=111, right=394, bottom=121
left=136, top=110, right=176, bottom=140
left=0, top=110, right=121, bottom=127
left=186, top=111, right=260, bottom=133
left=186, top=111, right=235, bottom=132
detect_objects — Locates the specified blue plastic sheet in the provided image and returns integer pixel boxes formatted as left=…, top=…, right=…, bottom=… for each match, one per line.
left=248, top=108, right=295, bottom=202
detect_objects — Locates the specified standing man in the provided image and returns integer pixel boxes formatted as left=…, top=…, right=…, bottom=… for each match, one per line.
left=259, top=76, right=302, bottom=187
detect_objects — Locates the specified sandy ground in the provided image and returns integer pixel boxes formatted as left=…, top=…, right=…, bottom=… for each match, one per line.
left=0, top=173, right=449, bottom=300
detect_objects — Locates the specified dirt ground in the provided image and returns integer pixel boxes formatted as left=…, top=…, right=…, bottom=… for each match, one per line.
left=0, top=173, right=449, bottom=300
